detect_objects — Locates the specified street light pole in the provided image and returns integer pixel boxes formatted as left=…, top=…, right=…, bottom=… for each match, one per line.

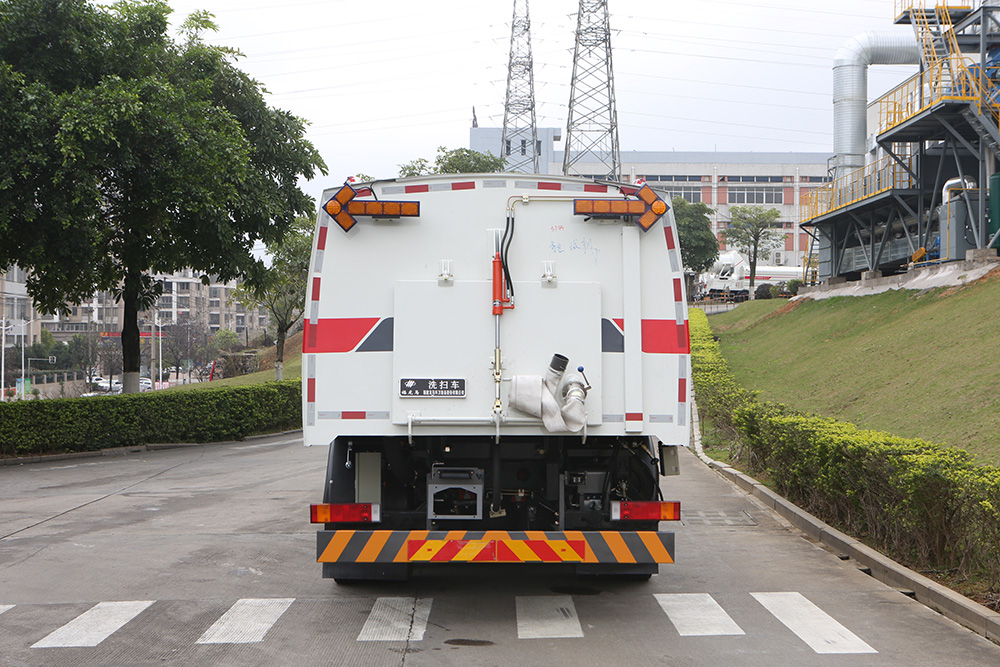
left=0, top=313, right=9, bottom=402
left=19, top=318, right=39, bottom=399
left=156, top=316, right=163, bottom=389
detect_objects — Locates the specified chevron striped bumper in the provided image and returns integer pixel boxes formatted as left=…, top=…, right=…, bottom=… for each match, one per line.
left=317, top=530, right=674, bottom=564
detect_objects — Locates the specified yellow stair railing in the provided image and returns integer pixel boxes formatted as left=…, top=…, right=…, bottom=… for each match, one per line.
left=802, top=152, right=917, bottom=223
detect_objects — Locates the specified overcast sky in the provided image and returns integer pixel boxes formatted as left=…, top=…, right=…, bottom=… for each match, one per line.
left=162, top=0, right=919, bottom=204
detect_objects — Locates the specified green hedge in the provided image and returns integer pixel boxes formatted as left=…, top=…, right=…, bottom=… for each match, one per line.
left=690, top=308, right=1000, bottom=589
left=0, top=380, right=301, bottom=457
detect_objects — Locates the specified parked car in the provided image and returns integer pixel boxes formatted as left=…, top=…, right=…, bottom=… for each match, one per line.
left=139, top=377, right=152, bottom=392
left=95, top=378, right=122, bottom=393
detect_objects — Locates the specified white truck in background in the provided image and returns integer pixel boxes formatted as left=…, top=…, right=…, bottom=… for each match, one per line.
left=304, top=173, right=690, bottom=581
left=701, top=250, right=803, bottom=300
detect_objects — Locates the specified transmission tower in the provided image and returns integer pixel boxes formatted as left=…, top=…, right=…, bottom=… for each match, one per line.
left=500, top=0, right=539, bottom=173
left=563, top=0, right=620, bottom=180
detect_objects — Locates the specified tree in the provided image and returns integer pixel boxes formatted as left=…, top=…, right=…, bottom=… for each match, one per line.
left=722, top=206, right=784, bottom=297
left=0, top=0, right=326, bottom=393
left=98, top=339, right=123, bottom=382
left=161, top=318, right=205, bottom=381
left=671, top=197, right=719, bottom=274
left=398, top=146, right=505, bottom=177
left=214, top=329, right=240, bottom=353
left=68, top=328, right=101, bottom=382
left=234, top=216, right=310, bottom=380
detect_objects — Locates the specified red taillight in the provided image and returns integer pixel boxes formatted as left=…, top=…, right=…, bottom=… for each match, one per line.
left=610, top=500, right=681, bottom=521
left=310, top=503, right=381, bottom=523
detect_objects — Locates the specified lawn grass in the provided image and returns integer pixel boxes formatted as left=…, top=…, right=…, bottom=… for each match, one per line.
left=166, top=344, right=302, bottom=391
left=706, top=270, right=1000, bottom=465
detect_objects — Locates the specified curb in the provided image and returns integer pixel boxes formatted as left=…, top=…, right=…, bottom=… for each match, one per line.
left=689, top=394, right=1000, bottom=645
left=0, top=429, right=304, bottom=465
left=0, top=444, right=148, bottom=466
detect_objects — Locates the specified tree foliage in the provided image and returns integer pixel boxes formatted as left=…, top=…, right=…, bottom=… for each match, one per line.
left=721, top=206, right=783, bottom=296
left=0, top=0, right=326, bottom=391
left=398, top=146, right=505, bottom=177
left=234, top=215, right=311, bottom=380
left=671, top=197, right=719, bottom=274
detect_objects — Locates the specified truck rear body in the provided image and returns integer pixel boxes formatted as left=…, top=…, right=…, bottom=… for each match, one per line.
left=304, top=173, right=689, bottom=580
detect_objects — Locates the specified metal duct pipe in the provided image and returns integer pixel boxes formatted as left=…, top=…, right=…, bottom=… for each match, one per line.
left=833, top=30, right=921, bottom=179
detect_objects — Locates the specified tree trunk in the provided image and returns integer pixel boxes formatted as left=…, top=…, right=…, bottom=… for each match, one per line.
left=748, top=253, right=758, bottom=299
left=121, top=269, right=142, bottom=394
left=274, top=327, right=286, bottom=381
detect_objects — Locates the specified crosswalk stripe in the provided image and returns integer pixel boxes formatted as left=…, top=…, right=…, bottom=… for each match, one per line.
left=31, top=601, right=154, bottom=648
left=751, top=592, right=877, bottom=654
left=654, top=593, right=745, bottom=636
left=357, top=597, right=432, bottom=641
left=0, top=604, right=13, bottom=616
left=516, top=595, right=584, bottom=639
left=195, top=598, right=294, bottom=644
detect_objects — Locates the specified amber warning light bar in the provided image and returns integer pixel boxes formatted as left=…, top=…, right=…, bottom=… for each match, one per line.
left=573, top=184, right=669, bottom=231
left=324, top=183, right=420, bottom=232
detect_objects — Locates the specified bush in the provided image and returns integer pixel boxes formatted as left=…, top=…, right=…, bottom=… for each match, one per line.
left=690, top=310, right=1000, bottom=589
left=786, top=278, right=802, bottom=295
left=0, top=380, right=301, bottom=458
left=754, top=283, right=773, bottom=300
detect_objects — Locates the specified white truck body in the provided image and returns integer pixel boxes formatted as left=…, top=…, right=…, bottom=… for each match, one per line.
left=701, top=250, right=802, bottom=298
left=305, top=173, right=689, bottom=581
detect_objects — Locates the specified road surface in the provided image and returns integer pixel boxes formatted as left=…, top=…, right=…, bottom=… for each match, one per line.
left=1, top=434, right=998, bottom=665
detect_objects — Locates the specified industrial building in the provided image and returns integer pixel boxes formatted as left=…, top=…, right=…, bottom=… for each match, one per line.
left=802, top=1, right=1000, bottom=281
left=472, top=126, right=831, bottom=267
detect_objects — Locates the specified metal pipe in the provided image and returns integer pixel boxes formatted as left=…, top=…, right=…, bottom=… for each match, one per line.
left=833, top=30, right=921, bottom=179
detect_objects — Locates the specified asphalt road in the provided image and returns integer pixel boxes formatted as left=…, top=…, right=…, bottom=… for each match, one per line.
left=1, top=434, right=998, bottom=666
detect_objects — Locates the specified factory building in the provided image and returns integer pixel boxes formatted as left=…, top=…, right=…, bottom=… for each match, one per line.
left=472, top=126, right=830, bottom=267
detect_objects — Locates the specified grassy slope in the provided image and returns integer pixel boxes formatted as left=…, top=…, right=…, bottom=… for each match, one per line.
left=168, top=332, right=303, bottom=391
left=707, top=269, right=1000, bottom=464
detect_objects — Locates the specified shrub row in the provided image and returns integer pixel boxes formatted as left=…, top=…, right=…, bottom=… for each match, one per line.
left=690, top=308, right=1000, bottom=589
left=0, top=380, right=301, bottom=458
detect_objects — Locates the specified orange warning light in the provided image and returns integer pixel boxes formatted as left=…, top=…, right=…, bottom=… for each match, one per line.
left=323, top=184, right=420, bottom=232
left=573, top=184, right=669, bottom=232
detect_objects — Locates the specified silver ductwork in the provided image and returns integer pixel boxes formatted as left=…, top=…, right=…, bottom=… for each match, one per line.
left=833, top=30, right=921, bottom=179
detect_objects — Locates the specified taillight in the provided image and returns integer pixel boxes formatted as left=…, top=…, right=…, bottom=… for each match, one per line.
left=310, top=503, right=381, bottom=523
left=610, top=500, right=681, bottom=521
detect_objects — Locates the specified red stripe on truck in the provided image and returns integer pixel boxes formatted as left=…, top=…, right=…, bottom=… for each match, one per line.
left=641, top=320, right=690, bottom=354
left=625, top=412, right=644, bottom=422
left=452, top=181, right=475, bottom=190
left=664, top=226, right=676, bottom=250
left=538, top=182, right=561, bottom=190
left=311, top=277, right=321, bottom=301
left=317, top=225, right=328, bottom=251
left=307, top=378, right=316, bottom=402
left=341, top=411, right=367, bottom=420
left=302, top=318, right=381, bottom=353
left=405, top=184, right=429, bottom=193
left=678, top=378, right=688, bottom=403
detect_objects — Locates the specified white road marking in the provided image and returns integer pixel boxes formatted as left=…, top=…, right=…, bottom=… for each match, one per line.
left=357, top=597, right=432, bottom=641
left=516, top=595, right=584, bottom=639
left=195, top=598, right=294, bottom=644
left=0, top=604, right=13, bottom=616
left=31, top=600, right=154, bottom=648
left=654, top=593, right=745, bottom=636
left=752, top=592, right=877, bottom=654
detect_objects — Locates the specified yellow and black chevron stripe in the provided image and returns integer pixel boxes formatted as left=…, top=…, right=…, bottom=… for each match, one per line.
left=317, top=530, right=674, bottom=564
